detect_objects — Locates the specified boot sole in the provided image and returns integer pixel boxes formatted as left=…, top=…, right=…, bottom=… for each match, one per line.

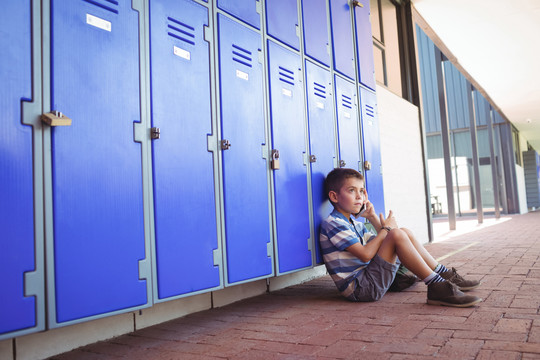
left=427, top=298, right=482, bottom=308
left=458, top=283, right=481, bottom=291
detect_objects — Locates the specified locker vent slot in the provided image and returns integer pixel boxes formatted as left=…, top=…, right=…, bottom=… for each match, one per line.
left=232, top=44, right=253, bottom=68
left=341, top=94, right=352, bottom=109
left=167, top=17, right=196, bottom=45
left=364, top=104, right=375, bottom=117
left=278, top=66, right=295, bottom=86
left=83, top=0, right=119, bottom=14
left=313, top=82, right=326, bottom=99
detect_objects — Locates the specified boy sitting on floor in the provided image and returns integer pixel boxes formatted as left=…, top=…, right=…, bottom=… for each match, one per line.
left=319, top=168, right=481, bottom=307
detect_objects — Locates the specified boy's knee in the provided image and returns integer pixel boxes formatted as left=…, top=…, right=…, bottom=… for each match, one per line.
left=387, top=228, right=407, bottom=240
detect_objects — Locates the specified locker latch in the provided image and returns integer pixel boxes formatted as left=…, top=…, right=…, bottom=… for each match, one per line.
left=364, top=160, right=372, bottom=171
left=221, top=139, right=231, bottom=150
left=41, top=111, right=72, bottom=126
left=309, top=155, right=317, bottom=163
left=151, top=127, right=161, bottom=139
left=352, top=0, right=364, bottom=8
left=271, top=149, right=280, bottom=170
left=339, top=160, right=346, bottom=168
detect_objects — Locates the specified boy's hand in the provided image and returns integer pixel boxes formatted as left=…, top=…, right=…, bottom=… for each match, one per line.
left=379, top=210, right=398, bottom=229
left=358, top=200, right=375, bottom=218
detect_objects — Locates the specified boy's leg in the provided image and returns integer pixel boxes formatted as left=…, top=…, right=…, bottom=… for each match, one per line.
left=401, top=227, right=481, bottom=291
left=401, top=228, right=438, bottom=270
left=377, top=228, right=481, bottom=307
left=376, top=228, right=434, bottom=280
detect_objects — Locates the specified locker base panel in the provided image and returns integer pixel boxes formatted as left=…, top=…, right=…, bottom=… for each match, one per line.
left=3, top=267, right=327, bottom=360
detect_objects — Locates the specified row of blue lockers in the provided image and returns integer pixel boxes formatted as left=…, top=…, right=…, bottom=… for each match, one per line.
left=1, top=0, right=384, bottom=339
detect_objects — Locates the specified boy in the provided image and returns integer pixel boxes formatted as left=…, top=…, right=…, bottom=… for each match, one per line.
left=320, top=168, right=481, bottom=307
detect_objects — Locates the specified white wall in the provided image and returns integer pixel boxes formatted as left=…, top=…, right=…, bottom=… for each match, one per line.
left=376, top=85, right=430, bottom=244
left=516, top=164, right=529, bottom=214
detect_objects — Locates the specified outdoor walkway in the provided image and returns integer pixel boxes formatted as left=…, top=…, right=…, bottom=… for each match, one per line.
left=51, top=211, right=540, bottom=359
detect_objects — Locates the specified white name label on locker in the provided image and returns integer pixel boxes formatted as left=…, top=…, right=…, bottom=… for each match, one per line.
left=86, top=14, right=111, bottom=32
left=174, top=46, right=191, bottom=61
left=316, top=102, right=325, bottom=109
left=344, top=112, right=351, bottom=119
left=236, top=70, right=249, bottom=81
left=282, top=88, right=292, bottom=97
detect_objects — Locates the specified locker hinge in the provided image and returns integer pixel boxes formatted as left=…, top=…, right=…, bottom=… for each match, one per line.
left=138, top=258, right=150, bottom=281
left=207, top=134, right=218, bottom=152
left=151, top=127, right=161, bottom=139
left=256, top=0, right=262, bottom=14
left=24, top=270, right=40, bottom=298
left=41, top=111, right=72, bottom=126
left=213, top=248, right=221, bottom=267
left=204, top=25, right=212, bottom=43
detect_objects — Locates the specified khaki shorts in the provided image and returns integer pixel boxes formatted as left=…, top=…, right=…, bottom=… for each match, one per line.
left=352, top=254, right=399, bottom=302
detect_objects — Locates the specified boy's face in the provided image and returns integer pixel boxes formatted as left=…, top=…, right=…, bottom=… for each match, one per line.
left=329, top=177, right=367, bottom=218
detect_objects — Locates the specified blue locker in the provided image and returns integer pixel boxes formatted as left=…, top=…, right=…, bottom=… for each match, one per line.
left=50, top=0, right=147, bottom=323
left=335, top=76, right=361, bottom=171
left=305, top=61, right=335, bottom=264
left=217, top=0, right=260, bottom=29
left=301, top=0, right=330, bottom=66
left=266, top=0, right=300, bottom=50
left=0, top=0, right=35, bottom=337
left=268, top=41, right=312, bottom=273
left=217, top=15, right=273, bottom=284
left=329, top=0, right=355, bottom=80
left=360, top=87, right=385, bottom=215
left=353, top=0, right=376, bottom=90
left=150, top=0, right=220, bottom=299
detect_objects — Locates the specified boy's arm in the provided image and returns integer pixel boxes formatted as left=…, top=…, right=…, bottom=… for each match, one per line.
left=346, top=212, right=398, bottom=262
left=345, top=231, right=387, bottom=263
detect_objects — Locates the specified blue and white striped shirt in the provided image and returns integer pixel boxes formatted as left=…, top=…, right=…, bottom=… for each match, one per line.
left=320, top=209, right=375, bottom=300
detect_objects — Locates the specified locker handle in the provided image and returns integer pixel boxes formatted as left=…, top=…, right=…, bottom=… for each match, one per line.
left=221, top=139, right=231, bottom=150
left=310, top=155, right=317, bottom=163
left=41, top=111, right=72, bottom=126
left=339, top=160, right=346, bottom=168
left=352, top=1, right=364, bottom=7
left=364, top=160, right=372, bottom=171
left=271, top=149, right=280, bottom=170
left=151, top=127, right=161, bottom=139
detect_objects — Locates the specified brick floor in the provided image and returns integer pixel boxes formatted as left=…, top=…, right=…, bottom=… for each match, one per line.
left=49, top=211, right=540, bottom=359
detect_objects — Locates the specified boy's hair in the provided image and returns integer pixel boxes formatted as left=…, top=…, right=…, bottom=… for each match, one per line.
left=324, top=168, right=364, bottom=202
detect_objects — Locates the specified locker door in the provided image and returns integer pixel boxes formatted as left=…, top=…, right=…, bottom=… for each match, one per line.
left=0, top=0, right=36, bottom=338
left=266, top=0, right=300, bottom=50
left=49, top=0, right=147, bottom=324
left=268, top=41, right=311, bottom=274
left=360, top=87, right=385, bottom=215
left=305, top=61, right=335, bottom=264
left=301, top=0, right=330, bottom=66
left=353, top=0, right=376, bottom=90
left=217, top=0, right=260, bottom=29
left=218, top=15, right=273, bottom=284
left=150, top=0, right=220, bottom=300
left=335, top=76, right=361, bottom=171
left=329, top=0, right=355, bottom=80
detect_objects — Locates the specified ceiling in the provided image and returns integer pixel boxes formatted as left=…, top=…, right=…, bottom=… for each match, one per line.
left=412, top=0, right=540, bottom=152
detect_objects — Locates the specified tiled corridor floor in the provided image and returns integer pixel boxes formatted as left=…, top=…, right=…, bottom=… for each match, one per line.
left=51, top=211, right=540, bottom=359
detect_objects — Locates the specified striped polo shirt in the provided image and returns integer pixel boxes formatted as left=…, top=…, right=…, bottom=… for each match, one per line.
left=320, top=209, right=375, bottom=300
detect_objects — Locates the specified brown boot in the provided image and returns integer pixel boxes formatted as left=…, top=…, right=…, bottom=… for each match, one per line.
left=427, top=281, right=482, bottom=308
left=440, top=267, right=481, bottom=291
